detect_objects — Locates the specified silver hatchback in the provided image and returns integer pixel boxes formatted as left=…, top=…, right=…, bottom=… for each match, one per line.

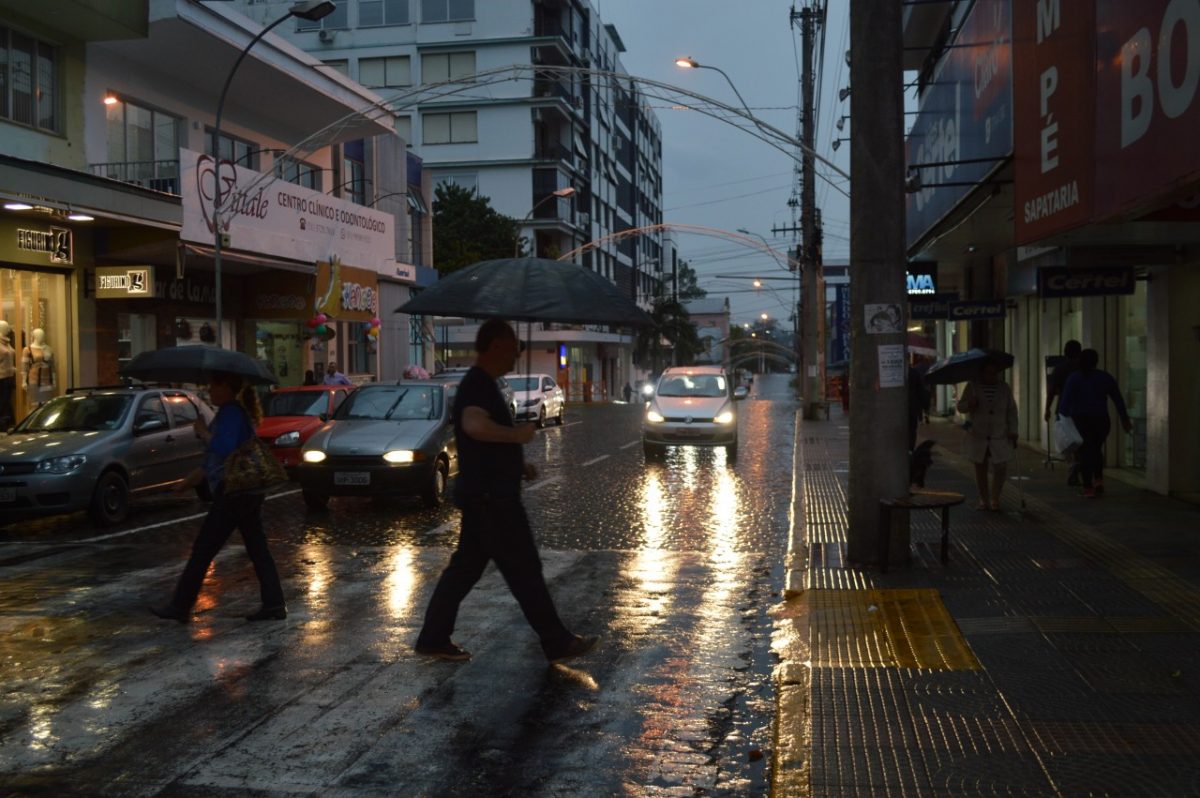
left=0, top=387, right=215, bottom=526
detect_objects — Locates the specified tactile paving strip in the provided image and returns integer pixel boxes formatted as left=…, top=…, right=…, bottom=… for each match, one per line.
left=809, top=589, right=980, bottom=671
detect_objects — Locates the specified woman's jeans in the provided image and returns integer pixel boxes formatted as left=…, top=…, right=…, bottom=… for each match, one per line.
left=171, top=489, right=284, bottom=611
left=1073, top=415, right=1111, bottom=489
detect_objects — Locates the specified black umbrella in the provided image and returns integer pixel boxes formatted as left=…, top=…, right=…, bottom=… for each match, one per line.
left=120, top=345, right=277, bottom=385
left=924, top=348, right=1014, bottom=385
left=395, top=257, right=654, bottom=327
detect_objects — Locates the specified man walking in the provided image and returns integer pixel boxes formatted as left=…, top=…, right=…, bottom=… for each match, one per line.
left=1058, top=348, right=1132, bottom=498
left=1045, top=340, right=1082, bottom=484
left=415, top=318, right=597, bottom=663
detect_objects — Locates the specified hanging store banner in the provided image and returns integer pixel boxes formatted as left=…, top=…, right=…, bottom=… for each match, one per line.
left=180, top=149, right=393, bottom=272
left=948, top=299, right=1008, bottom=320
left=315, top=260, right=379, bottom=323
left=909, top=292, right=961, bottom=320
left=905, top=0, right=1013, bottom=249
left=1013, top=0, right=1096, bottom=244
left=1037, top=266, right=1136, bottom=297
left=1095, top=1, right=1200, bottom=219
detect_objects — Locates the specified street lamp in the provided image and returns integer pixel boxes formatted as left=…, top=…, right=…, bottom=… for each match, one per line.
left=674, top=57, right=759, bottom=130
left=211, top=0, right=336, bottom=346
left=515, top=186, right=575, bottom=258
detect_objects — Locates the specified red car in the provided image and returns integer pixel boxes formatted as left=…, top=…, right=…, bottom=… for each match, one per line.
left=258, top=385, right=354, bottom=476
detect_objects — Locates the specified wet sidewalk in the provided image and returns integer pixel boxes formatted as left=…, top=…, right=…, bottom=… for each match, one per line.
left=773, top=410, right=1200, bottom=797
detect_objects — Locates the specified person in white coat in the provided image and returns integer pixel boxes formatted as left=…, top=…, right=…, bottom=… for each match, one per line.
left=956, top=357, right=1019, bottom=510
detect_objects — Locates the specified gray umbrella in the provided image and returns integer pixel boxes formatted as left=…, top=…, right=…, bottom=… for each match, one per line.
left=924, top=348, right=1014, bottom=385
left=120, top=345, right=277, bottom=385
left=395, top=257, right=654, bottom=327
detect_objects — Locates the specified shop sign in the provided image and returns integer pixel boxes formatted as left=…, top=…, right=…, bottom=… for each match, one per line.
left=1013, top=0, right=1097, bottom=244
left=245, top=272, right=314, bottom=320
left=948, top=299, right=1008, bottom=320
left=394, top=262, right=416, bottom=282
left=1095, top=0, right=1200, bottom=219
left=1037, top=266, right=1135, bottom=297
left=315, top=260, right=378, bottom=322
left=158, top=275, right=217, bottom=306
left=905, top=0, right=1013, bottom=249
left=179, top=149, right=394, bottom=272
left=909, top=292, right=961, bottom=319
left=906, top=262, right=938, bottom=295
left=95, top=265, right=155, bottom=298
left=15, top=225, right=72, bottom=264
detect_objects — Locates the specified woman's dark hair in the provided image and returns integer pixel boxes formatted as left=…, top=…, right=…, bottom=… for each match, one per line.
left=1079, top=348, right=1100, bottom=371
left=212, top=372, right=263, bottom=425
left=475, top=318, right=515, bottom=353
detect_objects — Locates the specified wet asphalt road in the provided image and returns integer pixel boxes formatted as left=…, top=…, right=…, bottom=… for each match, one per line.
left=0, top=375, right=797, bottom=797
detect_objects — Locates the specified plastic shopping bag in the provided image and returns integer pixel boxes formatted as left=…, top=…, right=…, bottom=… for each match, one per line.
left=1053, top=415, right=1083, bottom=456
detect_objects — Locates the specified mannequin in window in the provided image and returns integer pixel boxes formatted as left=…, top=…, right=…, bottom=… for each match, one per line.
left=0, top=320, right=14, bottom=426
left=22, top=328, right=54, bottom=406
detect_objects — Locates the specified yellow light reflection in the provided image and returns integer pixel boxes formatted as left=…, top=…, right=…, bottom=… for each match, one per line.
left=300, top=544, right=336, bottom=646
left=622, top=467, right=679, bottom=628
left=384, top=544, right=417, bottom=620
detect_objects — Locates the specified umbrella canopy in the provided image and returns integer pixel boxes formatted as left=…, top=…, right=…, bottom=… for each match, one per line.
left=924, top=348, right=1014, bottom=385
left=395, top=257, right=654, bottom=327
left=120, top=345, right=277, bottom=385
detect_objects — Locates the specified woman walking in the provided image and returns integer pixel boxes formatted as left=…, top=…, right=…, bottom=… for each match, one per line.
left=151, top=372, right=286, bottom=622
left=957, top=356, right=1019, bottom=510
left=1058, top=348, right=1132, bottom=498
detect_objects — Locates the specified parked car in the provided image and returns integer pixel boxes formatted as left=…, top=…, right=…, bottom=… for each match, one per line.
left=642, top=366, right=738, bottom=459
left=508, top=373, right=565, bottom=427
left=432, top=367, right=517, bottom=418
left=257, top=385, right=354, bottom=476
left=297, top=381, right=457, bottom=510
left=0, top=386, right=215, bottom=526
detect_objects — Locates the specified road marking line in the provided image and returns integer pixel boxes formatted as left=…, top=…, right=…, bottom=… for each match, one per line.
left=67, top=489, right=302, bottom=544
left=618, top=440, right=640, bottom=450
left=525, top=475, right=561, bottom=492
left=580, top=455, right=609, bottom=467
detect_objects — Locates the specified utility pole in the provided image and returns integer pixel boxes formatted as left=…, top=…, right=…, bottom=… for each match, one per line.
left=848, top=0, right=908, bottom=566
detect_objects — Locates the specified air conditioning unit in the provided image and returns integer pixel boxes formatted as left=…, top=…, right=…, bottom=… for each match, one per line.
left=318, top=29, right=335, bottom=43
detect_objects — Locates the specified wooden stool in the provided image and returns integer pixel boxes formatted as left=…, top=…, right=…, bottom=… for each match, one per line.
left=878, top=489, right=965, bottom=573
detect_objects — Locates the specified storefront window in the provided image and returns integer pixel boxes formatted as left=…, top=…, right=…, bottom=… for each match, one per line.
left=251, top=321, right=306, bottom=387
left=117, top=313, right=155, bottom=371
left=346, top=322, right=374, bottom=375
left=174, top=317, right=234, bottom=350
left=1120, top=282, right=1148, bottom=471
left=0, top=267, right=70, bottom=425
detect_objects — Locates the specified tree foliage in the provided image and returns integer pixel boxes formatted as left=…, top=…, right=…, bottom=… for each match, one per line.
left=634, top=297, right=706, bottom=372
left=432, top=183, right=521, bottom=274
left=676, top=259, right=707, bottom=300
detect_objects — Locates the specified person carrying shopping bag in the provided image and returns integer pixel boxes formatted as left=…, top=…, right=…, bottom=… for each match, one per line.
left=1057, top=348, right=1132, bottom=498
left=151, top=371, right=286, bottom=623
left=956, top=356, right=1019, bottom=511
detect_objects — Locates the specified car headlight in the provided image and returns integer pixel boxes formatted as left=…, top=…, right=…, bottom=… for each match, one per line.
left=302, top=450, right=326, bottom=463
left=383, top=450, right=415, bottom=463
left=36, top=455, right=87, bottom=474
left=646, top=409, right=665, bottom=423
left=715, top=410, right=735, bottom=425
left=641, top=383, right=655, bottom=397
left=274, top=430, right=301, bottom=447
left=523, top=398, right=541, bottom=407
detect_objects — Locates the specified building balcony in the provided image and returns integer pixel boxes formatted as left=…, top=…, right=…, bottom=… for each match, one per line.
left=534, top=143, right=573, bottom=165
left=89, top=160, right=180, bottom=195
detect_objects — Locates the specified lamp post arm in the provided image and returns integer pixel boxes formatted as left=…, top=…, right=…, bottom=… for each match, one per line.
left=514, top=192, right=558, bottom=257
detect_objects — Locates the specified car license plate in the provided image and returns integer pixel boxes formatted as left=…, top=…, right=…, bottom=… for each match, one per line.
left=0, top=487, right=16, bottom=503
left=334, top=472, right=370, bottom=486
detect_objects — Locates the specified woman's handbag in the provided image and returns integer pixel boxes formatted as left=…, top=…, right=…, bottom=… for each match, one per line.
left=223, top=415, right=287, bottom=494
left=1053, top=415, right=1083, bottom=456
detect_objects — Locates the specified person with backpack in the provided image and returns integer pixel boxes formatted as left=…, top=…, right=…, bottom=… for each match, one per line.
left=1057, top=348, right=1132, bottom=498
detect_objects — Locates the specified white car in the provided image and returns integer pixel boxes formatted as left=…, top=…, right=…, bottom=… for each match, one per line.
left=508, top=373, right=565, bottom=427
left=642, top=366, right=738, bottom=459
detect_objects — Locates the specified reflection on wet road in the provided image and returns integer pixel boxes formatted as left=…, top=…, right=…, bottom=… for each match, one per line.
left=0, top=375, right=796, bottom=796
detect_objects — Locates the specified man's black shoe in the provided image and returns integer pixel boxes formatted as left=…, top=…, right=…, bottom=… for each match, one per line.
left=246, top=606, right=287, bottom=621
left=149, top=603, right=189, bottom=623
left=415, top=641, right=472, bottom=661
left=546, top=634, right=599, bottom=663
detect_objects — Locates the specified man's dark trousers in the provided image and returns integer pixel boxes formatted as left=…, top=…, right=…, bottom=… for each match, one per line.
left=418, top=494, right=571, bottom=653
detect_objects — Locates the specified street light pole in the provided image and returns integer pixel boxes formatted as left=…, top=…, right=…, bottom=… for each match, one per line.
left=211, top=0, right=335, bottom=347
left=515, top=186, right=576, bottom=258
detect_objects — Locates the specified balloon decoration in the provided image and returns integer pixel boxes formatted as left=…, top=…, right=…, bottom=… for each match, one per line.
left=365, top=316, right=382, bottom=339
left=305, top=313, right=336, bottom=342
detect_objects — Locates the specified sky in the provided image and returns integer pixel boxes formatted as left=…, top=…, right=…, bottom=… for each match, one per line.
left=596, top=0, right=852, bottom=328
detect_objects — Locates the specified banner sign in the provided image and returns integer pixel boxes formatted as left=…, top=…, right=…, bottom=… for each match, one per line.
left=906, top=262, right=938, bottom=295
left=316, top=260, right=379, bottom=322
left=95, top=265, right=155, bottom=299
left=909, top=292, right=960, bottom=319
left=948, top=299, right=1008, bottom=320
left=905, top=0, right=1013, bottom=248
left=1013, top=0, right=1096, bottom=244
left=180, top=149, right=394, bottom=272
left=1037, top=266, right=1136, bottom=297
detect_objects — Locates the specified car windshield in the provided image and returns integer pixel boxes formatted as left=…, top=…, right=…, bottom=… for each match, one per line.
left=507, top=377, right=540, bottom=391
left=335, top=386, right=440, bottom=421
left=656, top=374, right=728, bottom=398
left=16, top=394, right=134, bottom=432
left=264, top=391, right=327, bottom=417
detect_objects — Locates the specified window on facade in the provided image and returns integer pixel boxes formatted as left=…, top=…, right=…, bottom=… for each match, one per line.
left=277, top=156, right=320, bottom=189
left=206, top=130, right=258, bottom=168
left=297, top=0, right=348, bottom=29
left=422, top=111, right=476, bottom=144
left=0, top=27, right=58, bottom=132
left=102, top=97, right=180, bottom=192
left=359, top=55, right=411, bottom=88
left=342, top=140, right=367, bottom=204
left=421, top=51, right=475, bottom=83
left=435, top=172, right=478, bottom=193
left=421, top=0, right=473, bottom=23
left=396, top=116, right=412, bottom=144
left=323, top=59, right=350, bottom=77
left=360, top=0, right=409, bottom=26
